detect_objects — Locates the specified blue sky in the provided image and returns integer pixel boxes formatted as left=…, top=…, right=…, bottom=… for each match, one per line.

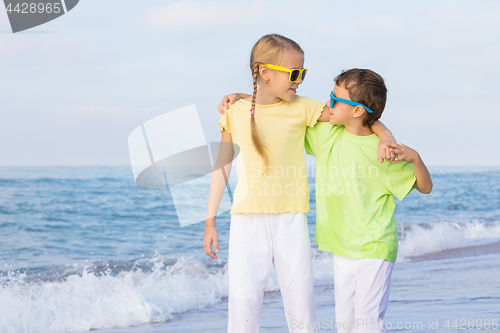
left=0, top=0, right=499, bottom=166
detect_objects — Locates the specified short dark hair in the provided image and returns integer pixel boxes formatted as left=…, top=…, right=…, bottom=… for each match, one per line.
left=334, top=68, right=387, bottom=128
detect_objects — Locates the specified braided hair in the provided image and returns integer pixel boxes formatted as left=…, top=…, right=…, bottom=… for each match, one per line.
left=248, top=34, right=303, bottom=171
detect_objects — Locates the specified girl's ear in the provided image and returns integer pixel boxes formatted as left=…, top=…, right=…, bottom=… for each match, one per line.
left=259, top=65, right=270, bottom=81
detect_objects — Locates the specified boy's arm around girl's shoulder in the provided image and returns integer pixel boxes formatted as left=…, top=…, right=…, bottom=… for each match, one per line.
left=386, top=142, right=433, bottom=194
left=218, top=93, right=251, bottom=115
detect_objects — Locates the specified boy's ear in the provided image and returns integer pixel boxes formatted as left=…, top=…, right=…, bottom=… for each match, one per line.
left=353, top=105, right=366, bottom=119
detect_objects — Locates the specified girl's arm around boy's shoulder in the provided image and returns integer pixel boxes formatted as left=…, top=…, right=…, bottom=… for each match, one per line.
left=315, top=108, right=398, bottom=164
left=299, top=96, right=331, bottom=125
left=371, top=121, right=398, bottom=163
left=315, top=103, right=331, bottom=123
left=386, top=142, right=433, bottom=194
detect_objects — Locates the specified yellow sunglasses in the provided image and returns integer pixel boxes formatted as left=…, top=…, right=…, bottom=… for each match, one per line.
left=260, top=64, right=307, bottom=83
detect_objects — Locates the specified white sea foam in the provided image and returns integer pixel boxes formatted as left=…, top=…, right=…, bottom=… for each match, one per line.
left=0, top=257, right=222, bottom=333
left=398, top=220, right=500, bottom=261
left=1, top=221, right=499, bottom=333
left=0, top=255, right=282, bottom=333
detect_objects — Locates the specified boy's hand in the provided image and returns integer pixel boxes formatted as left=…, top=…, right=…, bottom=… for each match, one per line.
left=377, top=136, right=397, bottom=163
left=218, top=94, right=242, bottom=115
left=203, top=225, right=219, bottom=259
left=387, top=142, right=433, bottom=194
left=386, top=142, right=420, bottom=164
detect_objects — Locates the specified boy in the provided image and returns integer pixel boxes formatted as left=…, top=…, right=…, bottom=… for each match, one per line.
left=305, top=69, right=432, bottom=333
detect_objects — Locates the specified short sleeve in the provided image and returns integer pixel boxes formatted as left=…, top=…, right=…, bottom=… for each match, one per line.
left=385, top=162, right=417, bottom=201
left=217, top=109, right=231, bottom=134
left=303, top=97, right=327, bottom=127
left=305, top=122, right=339, bottom=157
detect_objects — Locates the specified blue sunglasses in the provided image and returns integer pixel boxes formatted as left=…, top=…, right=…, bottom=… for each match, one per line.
left=330, top=91, right=373, bottom=113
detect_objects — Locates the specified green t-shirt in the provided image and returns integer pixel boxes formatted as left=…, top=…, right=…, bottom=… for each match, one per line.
left=305, top=123, right=416, bottom=261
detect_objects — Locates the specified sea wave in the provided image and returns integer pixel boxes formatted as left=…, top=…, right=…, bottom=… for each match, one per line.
left=1, top=220, right=500, bottom=333
left=397, top=220, right=500, bottom=261
left=0, top=254, right=283, bottom=333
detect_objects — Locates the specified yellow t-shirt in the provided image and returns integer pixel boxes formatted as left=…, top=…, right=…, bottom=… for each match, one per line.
left=217, top=95, right=325, bottom=214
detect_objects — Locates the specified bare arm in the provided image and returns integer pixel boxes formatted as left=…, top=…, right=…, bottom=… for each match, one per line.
left=316, top=105, right=331, bottom=122
left=371, top=120, right=397, bottom=163
left=203, top=130, right=234, bottom=259
left=205, top=130, right=234, bottom=220
left=218, top=93, right=251, bottom=114
left=412, top=156, right=433, bottom=194
left=386, top=143, right=433, bottom=194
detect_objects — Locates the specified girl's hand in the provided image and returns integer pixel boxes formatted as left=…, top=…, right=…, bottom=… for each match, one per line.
left=218, top=94, right=242, bottom=115
left=377, top=136, right=397, bottom=163
left=203, top=225, right=219, bottom=259
left=386, top=142, right=420, bottom=164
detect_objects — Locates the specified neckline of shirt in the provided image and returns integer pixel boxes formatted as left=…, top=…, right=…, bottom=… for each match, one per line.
left=342, top=126, right=378, bottom=140
left=239, top=98, right=287, bottom=107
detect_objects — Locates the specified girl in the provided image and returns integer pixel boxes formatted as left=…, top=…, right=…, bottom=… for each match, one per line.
left=203, top=34, right=395, bottom=333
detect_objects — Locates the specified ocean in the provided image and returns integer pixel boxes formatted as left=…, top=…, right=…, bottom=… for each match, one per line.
left=0, top=166, right=499, bottom=333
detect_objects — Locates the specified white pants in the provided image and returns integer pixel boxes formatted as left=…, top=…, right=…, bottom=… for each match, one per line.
left=333, top=254, right=395, bottom=333
left=228, top=213, right=317, bottom=333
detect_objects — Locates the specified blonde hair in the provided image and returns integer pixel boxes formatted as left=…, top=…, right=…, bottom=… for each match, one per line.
left=249, top=34, right=304, bottom=170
